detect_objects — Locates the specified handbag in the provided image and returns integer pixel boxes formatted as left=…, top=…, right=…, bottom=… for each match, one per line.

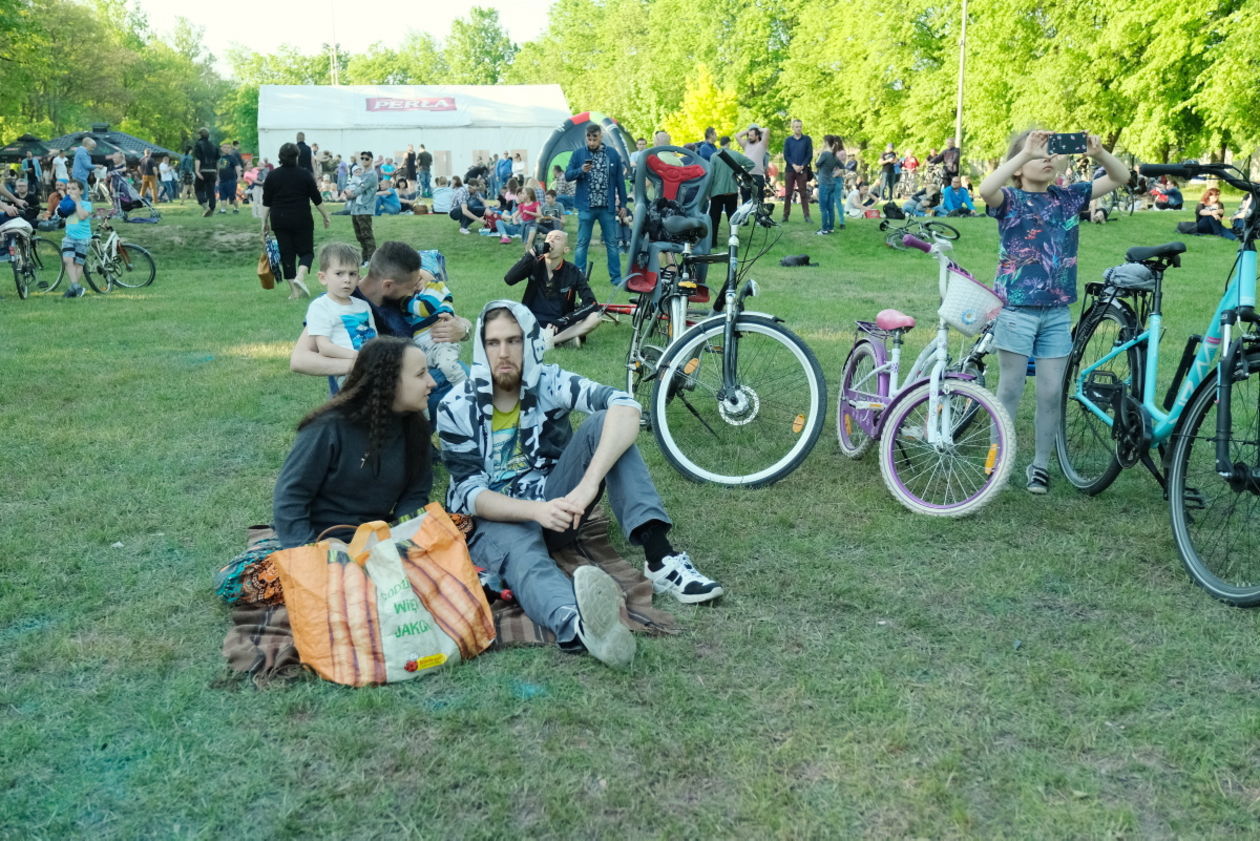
left=257, top=251, right=275, bottom=289
left=268, top=503, right=495, bottom=686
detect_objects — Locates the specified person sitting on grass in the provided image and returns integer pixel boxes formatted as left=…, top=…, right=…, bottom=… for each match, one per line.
left=303, top=243, right=378, bottom=383
left=503, top=230, right=602, bottom=349
left=436, top=302, right=724, bottom=669
left=59, top=179, right=92, bottom=299
left=273, top=336, right=436, bottom=548
left=1153, top=179, right=1184, bottom=210
left=431, top=176, right=455, bottom=214
left=451, top=178, right=487, bottom=234
left=535, top=189, right=565, bottom=239
left=844, top=182, right=875, bottom=217
left=941, top=176, right=977, bottom=216
left=375, top=177, right=403, bottom=216
left=1195, top=187, right=1237, bottom=241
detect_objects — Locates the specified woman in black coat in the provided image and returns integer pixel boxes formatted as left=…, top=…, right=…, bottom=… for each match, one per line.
left=261, top=141, right=331, bottom=299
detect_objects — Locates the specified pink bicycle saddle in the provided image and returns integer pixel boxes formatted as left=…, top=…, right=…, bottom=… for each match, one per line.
left=875, top=309, right=916, bottom=331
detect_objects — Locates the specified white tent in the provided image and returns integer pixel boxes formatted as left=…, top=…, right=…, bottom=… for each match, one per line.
left=257, top=84, right=571, bottom=179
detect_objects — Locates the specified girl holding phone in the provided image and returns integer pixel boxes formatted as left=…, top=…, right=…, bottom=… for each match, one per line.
left=978, top=130, right=1128, bottom=493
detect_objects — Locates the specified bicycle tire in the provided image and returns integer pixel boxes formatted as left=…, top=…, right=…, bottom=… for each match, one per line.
left=12, top=257, right=29, bottom=299
left=923, top=221, right=960, bottom=241
left=1168, top=358, right=1260, bottom=607
left=625, top=295, right=673, bottom=409
left=837, top=339, right=881, bottom=458
left=82, top=248, right=113, bottom=294
left=31, top=237, right=61, bottom=292
left=111, top=243, right=156, bottom=288
left=650, top=314, right=827, bottom=487
left=878, top=379, right=1015, bottom=516
left=1056, top=300, right=1141, bottom=494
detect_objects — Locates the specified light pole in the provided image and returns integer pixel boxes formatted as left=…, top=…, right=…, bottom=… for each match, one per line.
left=954, top=0, right=968, bottom=152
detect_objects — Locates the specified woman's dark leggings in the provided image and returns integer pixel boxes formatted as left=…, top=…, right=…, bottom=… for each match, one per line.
left=273, top=223, right=314, bottom=280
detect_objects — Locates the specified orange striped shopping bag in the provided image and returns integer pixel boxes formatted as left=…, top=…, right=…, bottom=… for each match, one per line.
left=269, top=503, right=495, bottom=686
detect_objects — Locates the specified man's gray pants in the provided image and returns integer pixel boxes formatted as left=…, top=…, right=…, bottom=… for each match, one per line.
left=466, top=411, right=671, bottom=638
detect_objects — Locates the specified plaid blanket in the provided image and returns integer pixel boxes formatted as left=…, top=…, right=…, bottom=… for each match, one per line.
left=220, top=510, right=678, bottom=681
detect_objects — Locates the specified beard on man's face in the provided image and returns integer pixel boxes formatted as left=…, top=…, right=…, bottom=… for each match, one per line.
left=492, top=368, right=522, bottom=393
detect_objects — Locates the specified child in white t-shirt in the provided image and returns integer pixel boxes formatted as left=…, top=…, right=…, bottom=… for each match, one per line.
left=304, top=242, right=378, bottom=371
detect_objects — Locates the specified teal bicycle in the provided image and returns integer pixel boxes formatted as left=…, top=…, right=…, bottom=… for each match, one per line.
left=1057, top=161, right=1260, bottom=606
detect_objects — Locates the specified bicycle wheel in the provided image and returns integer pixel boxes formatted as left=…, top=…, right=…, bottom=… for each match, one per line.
left=878, top=379, right=1015, bottom=516
left=111, top=243, right=156, bottom=288
left=837, top=339, right=882, bottom=458
left=11, top=256, right=29, bottom=299
left=651, top=314, right=827, bottom=487
left=923, top=221, right=960, bottom=241
left=81, top=249, right=113, bottom=294
left=1168, top=359, right=1260, bottom=606
left=1056, top=301, right=1141, bottom=494
left=884, top=229, right=910, bottom=250
left=31, top=237, right=63, bottom=292
left=625, top=296, right=673, bottom=408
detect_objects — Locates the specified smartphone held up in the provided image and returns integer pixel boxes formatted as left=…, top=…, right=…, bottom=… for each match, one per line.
left=1047, top=132, right=1087, bottom=156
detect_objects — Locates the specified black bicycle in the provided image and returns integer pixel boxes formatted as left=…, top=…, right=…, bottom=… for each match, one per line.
left=646, top=150, right=827, bottom=487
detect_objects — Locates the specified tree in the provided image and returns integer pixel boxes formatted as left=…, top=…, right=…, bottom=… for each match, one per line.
left=445, top=7, right=518, bottom=84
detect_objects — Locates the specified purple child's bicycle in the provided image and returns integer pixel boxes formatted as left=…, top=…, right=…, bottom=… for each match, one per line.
left=836, top=235, right=1016, bottom=516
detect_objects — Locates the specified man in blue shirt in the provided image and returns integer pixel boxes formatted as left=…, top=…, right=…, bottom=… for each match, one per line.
left=697, top=127, right=718, bottom=161
left=782, top=119, right=813, bottom=223
left=71, top=137, right=96, bottom=194
left=565, top=124, right=629, bottom=286
left=941, top=176, right=977, bottom=215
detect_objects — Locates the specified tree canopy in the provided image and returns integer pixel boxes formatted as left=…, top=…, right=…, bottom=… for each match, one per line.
left=2, top=0, right=1257, bottom=164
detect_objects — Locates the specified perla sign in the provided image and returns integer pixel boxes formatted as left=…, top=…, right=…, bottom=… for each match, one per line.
left=365, top=97, right=456, bottom=112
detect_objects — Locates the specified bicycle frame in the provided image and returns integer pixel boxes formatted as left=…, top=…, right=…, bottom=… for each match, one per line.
left=1071, top=248, right=1257, bottom=460
left=847, top=239, right=985, bottom=445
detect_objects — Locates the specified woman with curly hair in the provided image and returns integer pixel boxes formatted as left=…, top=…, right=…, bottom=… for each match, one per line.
left=272, top=336, right=436, bottom=547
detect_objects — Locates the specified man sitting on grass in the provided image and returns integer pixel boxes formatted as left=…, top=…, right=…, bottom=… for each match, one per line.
left=436, top=302, right=724, bottom=669
left=503, top=230, right=602, bottom=349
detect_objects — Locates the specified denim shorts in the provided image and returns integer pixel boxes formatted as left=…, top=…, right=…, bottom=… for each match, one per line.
left=993, top=304, right=1073, bottom=358
left=61, top=238, right=88, bottom=265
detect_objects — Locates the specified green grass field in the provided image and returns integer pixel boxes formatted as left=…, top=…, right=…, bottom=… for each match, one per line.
left=3, top=201, right=1258, bottom=840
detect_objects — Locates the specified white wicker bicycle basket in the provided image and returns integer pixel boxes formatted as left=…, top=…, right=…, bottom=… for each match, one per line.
left=938, top=268, right=1003, bottom=336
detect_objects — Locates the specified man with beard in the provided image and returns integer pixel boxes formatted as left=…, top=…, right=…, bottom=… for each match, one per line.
left=437, top=303, right=724, bottom=668
left=289, top=241, right=470, bottom=415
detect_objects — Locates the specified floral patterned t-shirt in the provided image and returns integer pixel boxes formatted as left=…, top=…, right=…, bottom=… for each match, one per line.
left=987, top=181, right=1092, bottom=306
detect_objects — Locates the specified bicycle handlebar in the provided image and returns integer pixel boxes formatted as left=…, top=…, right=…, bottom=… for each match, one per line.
left=1139, top=163, right=1194, bottom=180
left=1139, top=161, right=1260, bottom=196
left=902, top=234, right=932, bottom=253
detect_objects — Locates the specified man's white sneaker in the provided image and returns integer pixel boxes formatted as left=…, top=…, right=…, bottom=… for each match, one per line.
left=645, top=552, right=724, bottom=604
left=574, top=566, right=635, bottom=669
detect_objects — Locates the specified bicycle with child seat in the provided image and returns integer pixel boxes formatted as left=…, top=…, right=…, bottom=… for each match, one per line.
left=43, top=218, right=156, bottom=293
left=879, top=216, right=960, bottom=251
left=2, top=216, right=42, bottom=299
left=1057, top=161, right=1260, bottom=606
left=837, top=235, right=1015, bottom=516
left=641, top=149, right=827, bottom=488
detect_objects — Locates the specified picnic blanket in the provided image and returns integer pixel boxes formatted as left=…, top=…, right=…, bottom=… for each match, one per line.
left=221, top=509, right=679, bottom=684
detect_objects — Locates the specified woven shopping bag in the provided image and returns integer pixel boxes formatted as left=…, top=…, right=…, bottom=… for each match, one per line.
left=269, top=503, right=495, bottom=686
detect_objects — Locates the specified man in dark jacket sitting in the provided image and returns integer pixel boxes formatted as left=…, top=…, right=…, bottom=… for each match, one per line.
left=503, top=230, right=602, bottom=348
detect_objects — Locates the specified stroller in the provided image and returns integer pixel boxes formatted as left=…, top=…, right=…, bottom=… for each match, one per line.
left=98, top=166, right=161, bottom=223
